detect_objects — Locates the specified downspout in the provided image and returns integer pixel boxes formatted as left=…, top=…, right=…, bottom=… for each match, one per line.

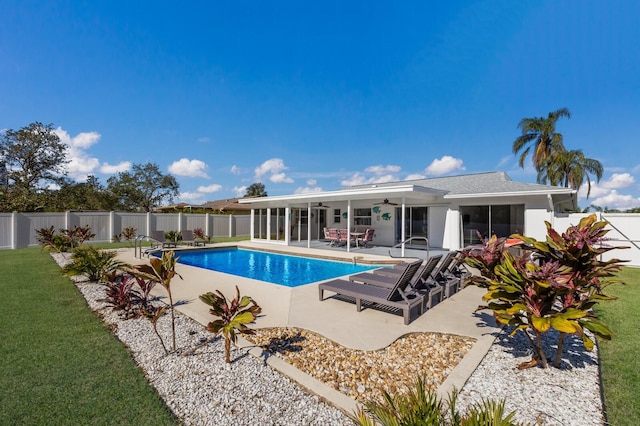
left=547, top=193, right=555, bottom=228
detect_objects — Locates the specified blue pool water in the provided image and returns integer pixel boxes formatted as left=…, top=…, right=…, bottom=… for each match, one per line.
left=171, top=248, right=381, bottom=287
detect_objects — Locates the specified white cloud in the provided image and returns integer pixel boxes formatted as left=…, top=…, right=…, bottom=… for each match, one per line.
left=294, top=186, right=323, bottom=194
left=196, top=136, right=210, bottom=143
left=365, top=165, right=402, bottom=175
left=306, top=179, right=317, bottom=186
left=340, top=172, right=397, bottom=187
left=168, top=158, right=209, bottom=178
left=425, top=156, right=465, bottom=175
left=178, top=192, right=205, bottom=203
left=198, top=184, right=222, bottom=193
left=55, top=127, right=102, bottom=179
left=233, top=185, right=247, bottom=197
left=254, top=158, right=293, bottom=183
left=496, top=155, right=512, bottom=168
left=270, top=172, right=294, bottom=183
left=590, top=190, right=640, bottom=211
left=231, top=165, right=242, bottom=174
left=100, top=161, right=131, bottom=174
left=578, top=173, right=636, bottom=199
left=405, top=173, right=426, bottom=180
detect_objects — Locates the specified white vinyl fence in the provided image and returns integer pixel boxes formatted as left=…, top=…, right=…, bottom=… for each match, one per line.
left=553, top=213, right=640, bottom=267
left=0, top=211, right=251, bottom=249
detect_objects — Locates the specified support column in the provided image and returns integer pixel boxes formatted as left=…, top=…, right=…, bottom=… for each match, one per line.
left=401, top=199, right=406, bottom=257
left=307, top=203, right=311, bottom=248
left=347, top=199, right=351, bottom=252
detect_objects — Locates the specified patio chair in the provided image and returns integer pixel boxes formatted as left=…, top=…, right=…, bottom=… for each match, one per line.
left=151, top=230, right=177, bottom=248
left=356, top=228, right=375, bottom=248
left=327, top=228, right=340, bottom=246
left=323, top=227, right=331, bottom=243
left=318, top=260, right=423, bottom=325
left=338, top=229, right=350, bottom=246
left=350, top=255, right=444, bottom=309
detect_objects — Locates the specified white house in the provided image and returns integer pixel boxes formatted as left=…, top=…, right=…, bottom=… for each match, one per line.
left=239, top=172, right=577, bottom=253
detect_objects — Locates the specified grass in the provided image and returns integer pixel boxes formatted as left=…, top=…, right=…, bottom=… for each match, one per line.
left=596, top=266, right=640, bottom=426
left=0, top=247, right=177, bottom=425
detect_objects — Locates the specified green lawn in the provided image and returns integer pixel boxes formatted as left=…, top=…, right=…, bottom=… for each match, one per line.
left=596, top=266, right=640, bottom=426
left=0, top=247, right=177, bottom=425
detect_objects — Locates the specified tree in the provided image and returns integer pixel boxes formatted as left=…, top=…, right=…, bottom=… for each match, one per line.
left=512, top=108, right=570, bottom=171
left=50, top=175, right=114, bottom=211
left=107, top=162, right=179, bottom=212
left=536, top=148, right=603, bottom=198
left=245, top=182, right=267, bottom=197
left=0, top=122, right=69, bottom=211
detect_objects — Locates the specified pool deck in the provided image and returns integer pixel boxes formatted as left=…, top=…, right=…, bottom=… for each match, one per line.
left=115, top=242, right=500, bottom=415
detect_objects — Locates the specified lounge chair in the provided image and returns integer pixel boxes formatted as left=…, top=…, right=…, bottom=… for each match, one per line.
left=446, top=253, right=472, bottom=290
left=180, top=230, right=201, bottom=246
left=350, top=255, right=444, bottom=309
left=318, top=260, right=423, bottom=325
left=151, top=230, right=176, bottom=248
left=429, top=251, right=461, bottom=298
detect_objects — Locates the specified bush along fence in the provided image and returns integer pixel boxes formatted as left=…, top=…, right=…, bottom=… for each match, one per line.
left=0, top=211, right=251, bottom=249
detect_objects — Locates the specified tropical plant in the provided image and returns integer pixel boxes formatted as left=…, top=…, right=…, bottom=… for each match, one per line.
left=536, top=148, right=603, bottom=198
left=62, top=245, right=129, bottom=282
left=164, top=230, right=181, bottom=243
left=199, top=286, right=261, bottom=363
left=462, top=214, right=626, bottom=368
left=133, top=251, right=182, bottom=351
left=193, top=227, right=209, bottom=242
left=36, top=225, right=95, bottom=252
left=355, top=377, right=526, bottom=426
left=512, top=107, right=570, bottom=172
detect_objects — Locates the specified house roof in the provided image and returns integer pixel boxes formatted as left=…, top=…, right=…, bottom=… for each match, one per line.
left=200, top=198, right=253, bottom=211
left=239, top=171, right=577, bottom=210
left=351, top=171, right=576, bottom=198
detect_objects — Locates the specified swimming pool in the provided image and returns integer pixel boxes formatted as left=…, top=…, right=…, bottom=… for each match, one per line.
left=171, top=248, right=383, bottom=287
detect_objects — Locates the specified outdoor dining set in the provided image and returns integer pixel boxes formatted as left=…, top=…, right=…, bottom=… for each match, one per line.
left=323, top=227, right=375, bottom=248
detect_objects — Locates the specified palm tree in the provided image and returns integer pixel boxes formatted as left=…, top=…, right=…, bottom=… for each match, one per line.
left=513, top=107, right=571, bottom=171
left=537, top=148, right=603, bottom=198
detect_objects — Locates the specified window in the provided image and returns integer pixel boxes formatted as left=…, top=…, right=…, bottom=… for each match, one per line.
left=353, top=208, right=372, bottom=226
left=333, top=209, right=341, bottom=223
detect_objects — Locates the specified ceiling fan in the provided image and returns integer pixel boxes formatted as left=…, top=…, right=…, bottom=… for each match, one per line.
left=373, top=198, right=398, bottom=206
left=311, top=202, right=330, bottom=208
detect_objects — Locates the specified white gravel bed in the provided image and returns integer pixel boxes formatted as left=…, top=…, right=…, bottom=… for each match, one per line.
left=75, top=281, right=352, bottom=425
left=457, top=327, right=605, bottom=426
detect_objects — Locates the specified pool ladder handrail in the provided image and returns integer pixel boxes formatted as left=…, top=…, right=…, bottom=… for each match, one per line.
left=134, top=235, right=163, bottom=258
left=388, top=236, right=429, bottom=259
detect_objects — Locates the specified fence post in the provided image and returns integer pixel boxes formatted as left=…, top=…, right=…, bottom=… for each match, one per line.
left=11, top=211, right=17, bottom=249
left=205, top=213, right=211, bottom=238
left=109, top=211, right=115, bottom=240
left=65, top=211, right=71, bottom=229
left=229, top=214, right=233, bottom=237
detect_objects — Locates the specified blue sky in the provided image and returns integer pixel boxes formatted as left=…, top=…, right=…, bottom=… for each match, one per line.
left=2, top=1, right=639, bottom=209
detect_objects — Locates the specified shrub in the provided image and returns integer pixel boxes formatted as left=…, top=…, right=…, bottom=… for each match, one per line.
left=164, top=230, right=181, bottom=243
left=112, top=226, right=137, bottom=245
left=199, top=286, right=261, bottom=363
left=355, top=377, right=526, bottom=425
left=62, top=245, right=129, bottom=283
left=462, top=214, right=626, bottom=368
left=193, top=228, right=210, bottom=242
left=36, top=225, right=95, bottom=252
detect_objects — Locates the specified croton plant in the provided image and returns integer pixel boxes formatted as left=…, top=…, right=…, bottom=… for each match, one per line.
left=462, top=214, right=627, bottom=368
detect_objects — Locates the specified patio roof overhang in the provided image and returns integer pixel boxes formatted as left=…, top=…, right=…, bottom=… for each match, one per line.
left=238, top=184, right=449, bottom=208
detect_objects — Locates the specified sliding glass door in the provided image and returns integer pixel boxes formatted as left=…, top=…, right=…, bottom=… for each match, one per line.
left=460, top=204, right=524, bottom=246
left=395, top=206, right=428, bottom=245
